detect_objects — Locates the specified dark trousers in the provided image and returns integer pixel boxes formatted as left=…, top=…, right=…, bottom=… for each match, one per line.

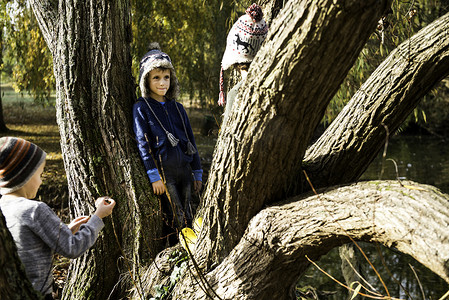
left=160, top=165, right=193, bottom=245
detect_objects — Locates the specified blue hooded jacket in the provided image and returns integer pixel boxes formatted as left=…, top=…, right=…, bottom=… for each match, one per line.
left=133, top=96, right=202, bottom=183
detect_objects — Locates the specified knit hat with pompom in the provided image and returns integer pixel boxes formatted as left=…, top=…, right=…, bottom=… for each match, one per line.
left=139, top=42, right=180, bottom=100
left=218, top=3, right=268, bottom=105
left=0, top=137, right=46, bottom=195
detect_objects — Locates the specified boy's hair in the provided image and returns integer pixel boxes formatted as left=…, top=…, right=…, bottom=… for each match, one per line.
left=0, top=137, right=46, bottom=195
left=138, top=42, right=180, bottom=100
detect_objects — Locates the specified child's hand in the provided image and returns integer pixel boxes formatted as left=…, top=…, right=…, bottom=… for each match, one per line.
left=94, top=196, right=116, bottom=219
left=152, top=180, right=166, bottom=195
left=194, top=181, right=202, bottom=193
left=68, top=216, right=90, bottom=234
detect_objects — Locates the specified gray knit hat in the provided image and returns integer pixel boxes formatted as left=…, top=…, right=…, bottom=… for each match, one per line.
left=138, top=42, right=180, bottom=100
left=0, top=137, right=46, bottom=195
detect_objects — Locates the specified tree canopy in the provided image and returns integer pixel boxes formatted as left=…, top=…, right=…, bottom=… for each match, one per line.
left=1, top=0, right=54, bottom=103
left=4, top=0, right=448, bottom=115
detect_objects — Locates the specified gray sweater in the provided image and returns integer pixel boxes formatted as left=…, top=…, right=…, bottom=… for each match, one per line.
left=0, top=196, right=104, bottom=295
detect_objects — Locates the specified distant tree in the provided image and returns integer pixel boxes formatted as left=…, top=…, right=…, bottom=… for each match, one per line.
left=0, top=37, right=8, bottom=132
left=3, top=0, right=54, bottom=104
left=0, top=1, right=9, bottom=132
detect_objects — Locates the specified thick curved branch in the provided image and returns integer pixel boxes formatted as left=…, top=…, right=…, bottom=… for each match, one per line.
left=303, top=12, right=449, bottom=189
left=198, top=0, right=392, bottom=268
left=171, top=181, right=449, bottom=300
left=29, top=0, right=58, bottom=53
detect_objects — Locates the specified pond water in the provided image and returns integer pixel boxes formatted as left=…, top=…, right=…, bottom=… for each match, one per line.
left=298, top=135, right=449, bottom=299
left=361, top=135, right=449, bottom=193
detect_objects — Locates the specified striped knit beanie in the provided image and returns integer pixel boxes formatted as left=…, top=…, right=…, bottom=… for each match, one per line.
left=218, top=3, right=269, bottom=106
left=0, top=137, right=46, bottom=195
left=138, top=42, right=180, bottom=100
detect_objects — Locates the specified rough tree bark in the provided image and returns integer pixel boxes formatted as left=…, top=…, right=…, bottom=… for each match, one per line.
left=134, top=181, right=449, bottom=299
left=301, top=11, right=449, bottom=299
left=0, top=209, right=42, bottom=300
left=259, top=0, right=284, bottom=25
left=303, top=11, right=449, bottom=190
left=196, top=0, right=392, bottom=268
left=29, top=1, right=161, bottom=299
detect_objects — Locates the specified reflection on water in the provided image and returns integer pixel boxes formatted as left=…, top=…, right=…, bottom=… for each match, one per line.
left=361, top=136, right=449, bottom=193
left=298, top=136, right=449, bottom=298
left=299, top=242, right=449, bottom=299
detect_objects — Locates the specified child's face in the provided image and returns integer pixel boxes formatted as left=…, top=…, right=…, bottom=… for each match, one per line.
left=23, top=160, right=45, bottom=199
left=148, top=68, right=170, bottom=102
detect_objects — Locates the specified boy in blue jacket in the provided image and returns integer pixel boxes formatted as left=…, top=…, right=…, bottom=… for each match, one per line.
left=133, top=43, right=202, bottom=244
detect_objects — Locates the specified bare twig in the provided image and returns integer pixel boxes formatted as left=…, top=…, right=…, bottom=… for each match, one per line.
left=303, top=170, right=391, bottom=298
left=409, top=263, right=425, bottom=300
left=305, top=256, right=403, bottom=300
left=375, top=244, right=413, bottom=299
left=379, top=123, right=390, bottom=180
left=179, top=230, right=223, bottom=300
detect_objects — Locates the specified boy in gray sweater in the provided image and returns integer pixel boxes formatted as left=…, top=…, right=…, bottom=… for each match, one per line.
left=0, top=137, right=116, bottom=299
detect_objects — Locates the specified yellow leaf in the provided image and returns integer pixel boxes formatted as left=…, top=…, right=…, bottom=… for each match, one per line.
left=193, top=217, right=203, bottom=234
left=179, top=227, right=197, bottom=254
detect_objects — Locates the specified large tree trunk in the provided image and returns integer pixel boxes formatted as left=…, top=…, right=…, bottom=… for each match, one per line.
left=0, top=209, right=42, bottom=300
left=30, top=1, right=161, bottom=298
left=196, top=0, right=392, bottom=268
left=303, top=11, right=449, bottom=190
left=134, top=180, right=449, bottom=299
